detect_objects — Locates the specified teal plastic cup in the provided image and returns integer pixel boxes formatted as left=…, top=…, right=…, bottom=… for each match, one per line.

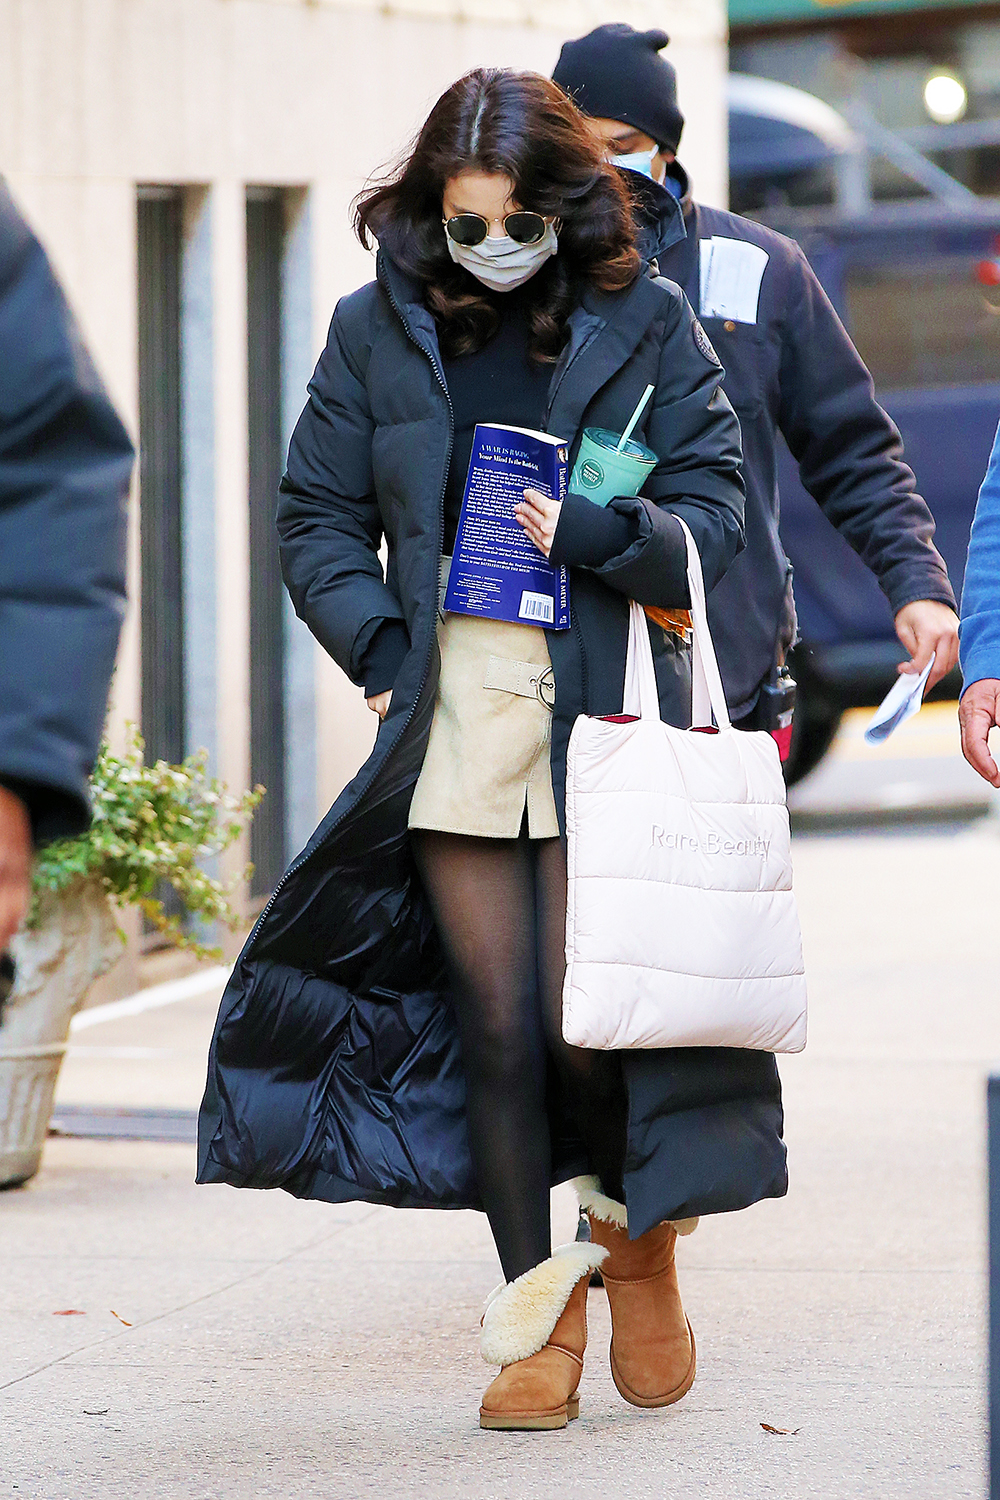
left=569, top=427, right=658, bottom=508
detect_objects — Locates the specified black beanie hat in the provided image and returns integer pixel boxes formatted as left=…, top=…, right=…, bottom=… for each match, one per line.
left=552, top=24, right=684, bottom=155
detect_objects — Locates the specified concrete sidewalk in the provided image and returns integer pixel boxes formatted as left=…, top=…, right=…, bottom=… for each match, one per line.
left=3, top=820, right=997, bottom=1499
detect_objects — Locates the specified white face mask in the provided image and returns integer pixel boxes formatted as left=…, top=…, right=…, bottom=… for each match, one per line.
left=445, top=220, right=558, bottom=292
left=611, top=145, right=661, bottom=182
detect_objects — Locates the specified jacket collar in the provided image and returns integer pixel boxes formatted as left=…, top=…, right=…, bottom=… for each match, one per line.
left=668, top=159, right=694, bottom=220
left=618, top=168, right=687, bottom=271
left=375, top=247, right=670, bottom=443
left=546, top=273, right=669, bottom=448
left=376, top=251, right=444, bottom=373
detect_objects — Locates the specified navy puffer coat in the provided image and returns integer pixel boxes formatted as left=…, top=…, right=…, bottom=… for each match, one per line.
left=0, top=181, right=131, bottom=842
left=197, top=237, right=789, bottom=1238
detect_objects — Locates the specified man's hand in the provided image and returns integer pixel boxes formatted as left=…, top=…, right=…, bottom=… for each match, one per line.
left=894, top=599, right=959, bottom=692
left=0, top=786, right=32, bottom=951
left=959, top=679, right=1000, bottom=788
left=366, top=691, right=392, bottom=721
left=515, top=488, right=562, bottom=559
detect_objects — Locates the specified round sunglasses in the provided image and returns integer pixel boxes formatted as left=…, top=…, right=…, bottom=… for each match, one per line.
left=443, top=211, right=549, bottom=248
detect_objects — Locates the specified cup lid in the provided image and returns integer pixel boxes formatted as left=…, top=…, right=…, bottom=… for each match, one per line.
left=584, top=427, right=657, bottom=464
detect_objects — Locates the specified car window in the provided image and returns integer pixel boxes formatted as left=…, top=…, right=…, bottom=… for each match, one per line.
left=844, top=258, right=1000, bottom=389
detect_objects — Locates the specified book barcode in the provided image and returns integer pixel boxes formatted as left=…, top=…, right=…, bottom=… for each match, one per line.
left=518, top=591, right=554, bottom=624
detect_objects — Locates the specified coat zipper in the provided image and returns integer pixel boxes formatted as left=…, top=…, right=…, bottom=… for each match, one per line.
left=542, top=355, right=570, bottom=434
left=572, top=609, right=590, bottom=714
left=242, top=265, right=452, bottom=955
left=543, top=328, right=595, bottom=713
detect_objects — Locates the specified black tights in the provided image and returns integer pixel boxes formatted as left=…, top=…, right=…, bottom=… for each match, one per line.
left=412, top=827, right=629, bottom=1282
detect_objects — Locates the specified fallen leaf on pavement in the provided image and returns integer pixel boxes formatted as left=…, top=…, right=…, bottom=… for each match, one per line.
left=760, top=1423, right=800, bottom=1435
left=53, top=1309, right=86, bottom=1316
left=109, top=1310, right=132, bottom=1327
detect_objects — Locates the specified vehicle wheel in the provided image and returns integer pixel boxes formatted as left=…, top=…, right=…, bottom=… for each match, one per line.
left=783, top=689, right=842, bottom=787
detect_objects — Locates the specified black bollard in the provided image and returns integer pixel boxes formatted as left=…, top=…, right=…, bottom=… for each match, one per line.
left=989, top=1076, right=1000, bottom=1498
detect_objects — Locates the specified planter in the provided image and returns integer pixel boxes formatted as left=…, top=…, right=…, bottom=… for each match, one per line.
left=0, top=881, right=121, bottom=1188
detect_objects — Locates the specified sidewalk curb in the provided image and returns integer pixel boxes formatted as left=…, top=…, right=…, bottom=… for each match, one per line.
left=69, top=966, right=230, bottom=1033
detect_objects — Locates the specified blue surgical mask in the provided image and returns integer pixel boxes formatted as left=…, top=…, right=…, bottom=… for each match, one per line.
left=611, top=146, right=659, bottom=181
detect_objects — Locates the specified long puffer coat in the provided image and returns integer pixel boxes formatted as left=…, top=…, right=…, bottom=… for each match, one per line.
left=197, top=241, right=789, bottom=1239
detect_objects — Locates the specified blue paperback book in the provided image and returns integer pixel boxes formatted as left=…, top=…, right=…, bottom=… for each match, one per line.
left=444, top=423, right=571, bottom=629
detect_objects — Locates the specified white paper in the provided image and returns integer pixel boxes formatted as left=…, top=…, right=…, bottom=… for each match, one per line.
left=699, top=237, right=769, bottom=324
left=863, top=653, right=935, bottom=745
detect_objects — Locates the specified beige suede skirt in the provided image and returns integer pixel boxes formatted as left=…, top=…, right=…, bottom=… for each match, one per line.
left=408, top=559, right=560, bottom=840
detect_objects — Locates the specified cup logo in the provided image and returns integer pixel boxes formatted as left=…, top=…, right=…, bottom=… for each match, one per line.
left=580, top=459, right=604, bottom=488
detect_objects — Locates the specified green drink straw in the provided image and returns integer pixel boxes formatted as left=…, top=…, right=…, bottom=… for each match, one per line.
left=616, top=383, right=656, bottom=452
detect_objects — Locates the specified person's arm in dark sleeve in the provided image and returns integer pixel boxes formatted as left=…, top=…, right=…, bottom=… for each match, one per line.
left=277, top=294, right=406, bottom=687
left=357, top=619, right=411, bottom=697
left=776, top=247, right=956, bottom=615
left=549, top=492, right=640, bottom=570
left=0, top=181, right=131, bottom=845
left=557, top=288, right=744, bottom=610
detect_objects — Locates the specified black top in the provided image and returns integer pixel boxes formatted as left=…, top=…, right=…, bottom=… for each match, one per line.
left=440, top=288, right=552, bottom=554
left=359, top=287, right=641, bottom=696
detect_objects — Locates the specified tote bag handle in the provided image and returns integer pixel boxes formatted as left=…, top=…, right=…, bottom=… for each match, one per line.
left=623, top=516, right=732, bottom=731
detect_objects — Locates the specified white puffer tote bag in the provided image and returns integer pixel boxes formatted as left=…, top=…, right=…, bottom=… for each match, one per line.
left=562, top=518, right=807, bottom=1054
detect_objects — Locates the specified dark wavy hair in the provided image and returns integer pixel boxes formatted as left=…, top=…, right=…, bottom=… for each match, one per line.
left=355, top=69, right=641, bottom=363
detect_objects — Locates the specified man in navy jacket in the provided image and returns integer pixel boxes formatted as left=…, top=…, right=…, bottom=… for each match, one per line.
left=0, top=182, right=131, bottom=951
left=553, top=25, right=958, bottom=727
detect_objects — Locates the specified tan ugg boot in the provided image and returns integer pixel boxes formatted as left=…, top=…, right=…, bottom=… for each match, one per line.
left=575, top=1175, right=698, bottom=1409
left=479, top=1242, right=608, bottom=1430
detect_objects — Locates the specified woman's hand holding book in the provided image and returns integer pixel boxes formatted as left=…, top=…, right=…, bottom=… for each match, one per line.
left=515, top=487, right=562, bottom=558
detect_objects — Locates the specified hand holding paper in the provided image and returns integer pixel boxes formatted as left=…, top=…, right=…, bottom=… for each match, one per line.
left=864, top=653, right=935, bottom=745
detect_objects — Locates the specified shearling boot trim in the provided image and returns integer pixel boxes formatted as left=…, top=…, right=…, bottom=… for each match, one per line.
left=480, top=1243, right=608, bottom=1366
left=573, top=1174, right=700, bottom=1237
left=574, top=1174, right=628, bottom=1228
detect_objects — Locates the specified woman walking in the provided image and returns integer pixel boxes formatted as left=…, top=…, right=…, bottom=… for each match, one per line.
left=199, top=69, right=786, bottom=1430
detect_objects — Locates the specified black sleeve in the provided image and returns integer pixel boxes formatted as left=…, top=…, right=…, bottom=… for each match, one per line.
left=0, top=182, right=132, bottom=844
left=777, top=246, right=956, bottom=615
left=359, top=619, right=411, bottom=697
left=583, top=288, right=745, bottom=610
left=549, top=491, right=642, bottom=569
left=278, top=294, right=406, bottom=686
left=0, top=777, right=84, bottom=848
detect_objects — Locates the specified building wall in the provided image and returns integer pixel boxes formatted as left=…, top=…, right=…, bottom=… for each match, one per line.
left=0, top=0, right=726, bottom=989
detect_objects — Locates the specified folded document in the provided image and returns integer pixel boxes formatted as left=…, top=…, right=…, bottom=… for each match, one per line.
left=863, top=654, right=935, bottom=744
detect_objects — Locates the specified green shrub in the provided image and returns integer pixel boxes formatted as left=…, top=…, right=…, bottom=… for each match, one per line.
left=31, top=728, right=264, bottom=960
